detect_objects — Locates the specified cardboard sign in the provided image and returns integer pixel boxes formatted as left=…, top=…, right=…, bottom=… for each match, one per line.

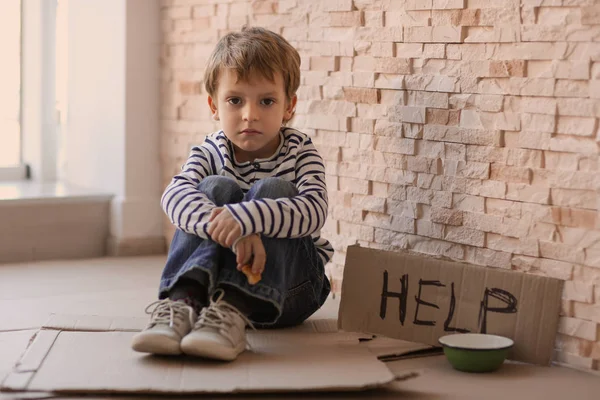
left=338, top=245, right=564, bottom=365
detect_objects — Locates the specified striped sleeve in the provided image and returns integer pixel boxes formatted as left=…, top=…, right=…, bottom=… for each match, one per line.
left=224, top=139, right=328, bottom=239
left=160, top=145, right=217, bottom=239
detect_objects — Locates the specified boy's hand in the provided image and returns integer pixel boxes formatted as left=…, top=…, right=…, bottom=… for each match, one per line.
left=208, top=207, right=242, bottom=247
left=235, top=234, right=266, bottom=275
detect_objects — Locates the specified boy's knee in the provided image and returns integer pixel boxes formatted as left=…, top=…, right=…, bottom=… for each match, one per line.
left=198, top=176, right=243, bottom=205
left=249, top=177, right=297, bottom=199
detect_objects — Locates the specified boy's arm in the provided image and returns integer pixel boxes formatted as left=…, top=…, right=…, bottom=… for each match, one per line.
left=161, top=145, right=217, bottom=239
left=224, top=140, right=328, bottom=239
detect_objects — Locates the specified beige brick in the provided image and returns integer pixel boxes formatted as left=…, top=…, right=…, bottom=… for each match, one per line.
left=444, top=161, right=490, bottom=179
left=463, top=211, right=505, bottom=234
left=416, top=220, right=445, bottom=239
left=465, top=247, right=512, bottom=269
left=506, top=183, right=550, bottom=204
left=528, top=60, right=591, bottom=80
left=430, top=207, right=463, bottom=225
left=374, top=228, right=409, bottom=248
left=466, top=145, right=507, bottom=164
left=392, top=106, right=426, bottom=124
left=374, top=120, right=403, bottom=136
left=356, top=103, right=388, bottom=119
left=551, top=188, right=597, bottom=210
left=490, top=165, right=532, bottom=185
left=521, top=113, right=556, bottom=133
left=406, top=0, right=433, bottom=11
left=556, top=334, right=593, bottom=358
left=374, top=74, right=405, bottom=90
left=445, top=143, right=466, bottom=160
left=585, top=248, right=600, bottom=268
left=551, top=207, right=598, bottom=230
left=512, top=255, right=574, bottom=280
left=464, top=26, right=519, bottom=43
left=375, top=58, right=412, bottom=74
left=558, top=317, right=599, bottom=341
left=489, top=60, right=527, bottom=77
left=386, top=168, right=419, bottom=185
left=407, top=235, right=466, bottom=260
left=374, top=137, right=416, bottom=155
left=445, top=226, right=485, bottom=247
left=310, top=56, right=339, bottom=72
left=424, top=126, right=502, bottom=146
left=539, top=240, right=585, bottom=264
left=564, top=281, right=595, bottom=304
left=389, top=185, right=408, bottom=201
left=549, top=136, right=598, bottom=155
left=339, top=177, right=369, bottom=195
left=582, top=5, right=600, bottom=25
left=343, top=87, right=379, bottom=104
left=356, top=27, right=404, bottom=42
left=486, top=198, right=521, bottom=218
left=385, top=10, right=431, bottom=26
left=554, top=351, right=595, bottom=370
left=323, top=0, right=353, bottom=11
left=423, top=44, right=446, bottom=58
left=432, top=0, right=465, bottom=9
left=364, top=11, right=383, bottom=27
left=416, top=140, right=445, bottom=158
left=555, top=80, right=590, bottom=98
left=445, top=195, right=481, bottom=214
left=388, top=200, right=418, bottom=218
left=329, top=11, right=364, bottom=26
left=405, top=26, right=433, bottom=42
left=556, top=117, right=598, bottom=137
left=590, top=80, right=600, bottom=99
left=574, top=302, right=600, bottom=324
left=351, top=194, right=386, bottom=213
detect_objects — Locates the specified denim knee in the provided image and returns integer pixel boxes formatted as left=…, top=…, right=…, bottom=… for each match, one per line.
left=197, top=175, right=243, bottom=206
left=246, top=177, right=298, bottom=200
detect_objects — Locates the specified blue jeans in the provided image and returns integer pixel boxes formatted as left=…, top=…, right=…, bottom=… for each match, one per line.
left=159, top=176, right=330, bottom=328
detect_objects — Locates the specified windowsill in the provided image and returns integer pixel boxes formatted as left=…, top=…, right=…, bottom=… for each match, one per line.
left=0, top=181, right=113, bottom=205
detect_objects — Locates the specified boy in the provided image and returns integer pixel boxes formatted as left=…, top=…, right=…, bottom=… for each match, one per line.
left=132, top=26, right=333, bottom=361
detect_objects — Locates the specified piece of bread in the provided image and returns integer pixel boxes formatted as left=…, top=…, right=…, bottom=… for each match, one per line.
left=241, top=265, right=262, bottom=285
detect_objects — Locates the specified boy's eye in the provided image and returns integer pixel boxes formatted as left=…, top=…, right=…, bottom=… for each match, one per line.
left=261, top=98, right=275, bottom=106
left=227, top=98, right=241, bottom=105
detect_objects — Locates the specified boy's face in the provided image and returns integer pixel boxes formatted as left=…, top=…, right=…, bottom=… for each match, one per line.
left=208, top=69, right=297, bottom=163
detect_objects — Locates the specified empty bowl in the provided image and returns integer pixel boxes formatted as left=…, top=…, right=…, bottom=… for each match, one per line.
left=438, top=333, right=514, bottom=373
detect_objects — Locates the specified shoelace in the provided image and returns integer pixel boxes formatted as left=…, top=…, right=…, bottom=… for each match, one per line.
left=144, top=299, right=195, bottom=329
left=194, top=290, right=256, bottom=339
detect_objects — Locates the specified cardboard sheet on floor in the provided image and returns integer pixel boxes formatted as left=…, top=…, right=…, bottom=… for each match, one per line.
left=338, top=245, right=564, bottom=365
left=0, top=314, right=418, bottom=395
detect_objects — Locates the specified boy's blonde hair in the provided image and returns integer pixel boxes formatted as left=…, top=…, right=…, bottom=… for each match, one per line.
left=204, top=26, right=301, bottom=101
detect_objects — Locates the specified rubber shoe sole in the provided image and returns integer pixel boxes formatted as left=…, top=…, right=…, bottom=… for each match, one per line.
left=131, top=332, right=181, bottom=355
left=180, top=336, right=245, bottom=361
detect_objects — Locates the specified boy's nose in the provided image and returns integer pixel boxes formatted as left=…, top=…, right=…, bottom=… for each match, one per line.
left=243, top=104, right=259, bottom=121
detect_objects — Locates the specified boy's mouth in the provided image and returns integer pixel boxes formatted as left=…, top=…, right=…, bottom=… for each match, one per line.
left=241, top=129, right=261, bottom=135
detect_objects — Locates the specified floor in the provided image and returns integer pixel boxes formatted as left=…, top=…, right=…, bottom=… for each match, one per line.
left=1, top=256, right=599, bottom=400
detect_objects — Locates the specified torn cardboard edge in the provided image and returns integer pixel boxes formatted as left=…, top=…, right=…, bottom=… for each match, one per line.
left=338, top=245, right=564, bottom=366
left=1, top=314, right=421, bottom=395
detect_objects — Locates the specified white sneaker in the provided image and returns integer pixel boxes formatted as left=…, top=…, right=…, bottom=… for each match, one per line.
left=180, top=290, right=253, bottom=361
left=131, top=299, right=197, bottom=355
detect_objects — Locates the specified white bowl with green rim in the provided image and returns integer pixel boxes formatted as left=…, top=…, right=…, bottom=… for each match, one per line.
left=438, top=333, right=514, bottom=373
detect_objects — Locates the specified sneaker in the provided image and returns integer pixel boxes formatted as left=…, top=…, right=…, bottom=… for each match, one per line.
left=131, top=299, right=197, bottom=355
left=180, top=290, right=253, bottom=361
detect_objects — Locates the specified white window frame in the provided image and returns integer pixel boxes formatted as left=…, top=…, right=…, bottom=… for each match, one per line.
left=3, top=0, right=59, bottom=183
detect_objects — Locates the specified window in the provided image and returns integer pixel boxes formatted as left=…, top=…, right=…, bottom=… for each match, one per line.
left=0, top=1, right=22, bottom=169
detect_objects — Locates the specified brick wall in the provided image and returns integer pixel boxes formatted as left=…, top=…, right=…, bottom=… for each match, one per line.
left=160, top=0, right=600, bottom=370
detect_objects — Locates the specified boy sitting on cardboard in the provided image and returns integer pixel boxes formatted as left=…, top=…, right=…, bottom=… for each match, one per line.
left=132, top=26, right=333, bottom=361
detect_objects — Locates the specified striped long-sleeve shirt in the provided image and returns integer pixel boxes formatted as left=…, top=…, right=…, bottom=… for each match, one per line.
left=161, top=127, right=334, bottom=265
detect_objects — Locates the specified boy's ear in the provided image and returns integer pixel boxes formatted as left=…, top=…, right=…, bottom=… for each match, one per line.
left=208, top=96, right=219, bottom=121
left=283, top=95, right=298, bottom=122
